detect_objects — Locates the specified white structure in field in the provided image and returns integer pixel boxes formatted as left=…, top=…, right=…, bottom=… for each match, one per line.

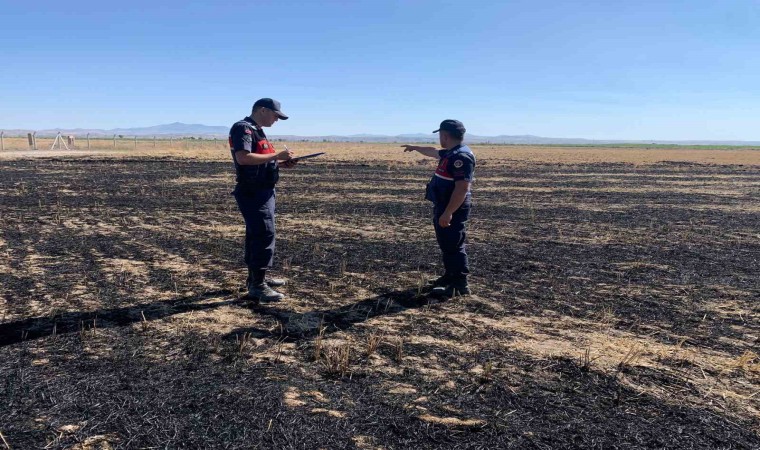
left=50, top=132, right=71, bottom=150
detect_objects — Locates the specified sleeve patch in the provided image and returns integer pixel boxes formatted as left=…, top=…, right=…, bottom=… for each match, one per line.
left=230, top=124, right=254, bottom=152
left=450, top=155, right=474, bottom=181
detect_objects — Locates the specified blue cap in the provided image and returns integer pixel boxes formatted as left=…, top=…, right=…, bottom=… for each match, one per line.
left=253, top=98, right=288, bottom=120
left=433, top=119, right=465, bottom=135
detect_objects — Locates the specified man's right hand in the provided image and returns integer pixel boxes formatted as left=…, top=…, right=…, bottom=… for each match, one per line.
left=401, top=145, right=439, bottom=158
left=277, top=149, right=294, bottom=161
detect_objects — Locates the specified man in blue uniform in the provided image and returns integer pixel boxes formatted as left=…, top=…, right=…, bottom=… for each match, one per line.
left=229, top=98, right=296, bottom=302
left=402, top=119, right=475, bottom=297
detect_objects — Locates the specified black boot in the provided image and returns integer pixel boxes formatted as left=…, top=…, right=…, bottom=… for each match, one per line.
left=248, top=268, right=286, bottom=288
left=250, top=269, right=272, bottom=287
left=248, top=283, right=285, bottom=302
left=428, top=273, right=452, bottom=289
left=246, top=268, right=263, bottom=289
left=247, top=269, right=285, bottom=302
left=431, top=276, right=471, bottom=298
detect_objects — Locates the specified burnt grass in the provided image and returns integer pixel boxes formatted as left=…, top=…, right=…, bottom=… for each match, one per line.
left=1, top=155, right=759, bottom=449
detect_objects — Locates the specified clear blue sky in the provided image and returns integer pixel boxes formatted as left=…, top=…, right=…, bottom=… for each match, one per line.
left=2, top=0, right=759, bottom=140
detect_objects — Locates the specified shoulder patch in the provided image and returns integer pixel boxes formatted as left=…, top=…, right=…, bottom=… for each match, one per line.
left=453, top=159, right=464, bottom=168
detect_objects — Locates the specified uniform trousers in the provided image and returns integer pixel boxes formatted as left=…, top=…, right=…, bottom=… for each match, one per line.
left=234, top=188, right=276, bottom=279
left=433, top=203, right=471, bottom=280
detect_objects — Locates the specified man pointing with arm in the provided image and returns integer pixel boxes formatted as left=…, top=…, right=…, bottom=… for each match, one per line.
left=403, top=119, right=475, bottom=297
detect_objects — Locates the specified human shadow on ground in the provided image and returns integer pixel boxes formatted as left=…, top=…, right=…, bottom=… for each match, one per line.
left=224, top=287, right=436, bottom=342
left=0, top=289, right=236, bottom=347
left=0, top=287, right=440, bottom=348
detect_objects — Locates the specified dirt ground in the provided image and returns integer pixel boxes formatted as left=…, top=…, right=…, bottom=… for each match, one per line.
left=1, top=144, right=758, bottom=449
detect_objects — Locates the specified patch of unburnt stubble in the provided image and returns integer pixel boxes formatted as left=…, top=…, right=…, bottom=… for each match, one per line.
left=1, top=152, right=758, bottom=449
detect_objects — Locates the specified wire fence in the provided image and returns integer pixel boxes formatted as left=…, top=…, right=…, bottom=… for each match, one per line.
left=0, top=133, right=230, bottom=152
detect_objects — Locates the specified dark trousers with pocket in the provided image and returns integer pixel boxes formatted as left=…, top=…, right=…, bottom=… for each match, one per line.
left=433, top=204, right=471, bottom=280
left=234, top=188, right=276, bottom=275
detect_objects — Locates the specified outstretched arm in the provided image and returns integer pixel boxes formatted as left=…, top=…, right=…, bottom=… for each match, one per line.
left=401, top=145, right=440, bottom=158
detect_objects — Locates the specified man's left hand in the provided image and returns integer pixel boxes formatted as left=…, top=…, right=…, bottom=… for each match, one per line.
left=281, top=159, right=298, bottom=169
left=438, top=212, right=453, bottom=228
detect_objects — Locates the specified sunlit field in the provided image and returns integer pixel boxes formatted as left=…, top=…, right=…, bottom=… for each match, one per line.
left=3, top=136, right=760, bottom=164
left=1, top=143, right=758, bottom=449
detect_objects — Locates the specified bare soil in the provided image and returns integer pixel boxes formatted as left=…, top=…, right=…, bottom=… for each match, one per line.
left=1, top=147, right=758, bottom=449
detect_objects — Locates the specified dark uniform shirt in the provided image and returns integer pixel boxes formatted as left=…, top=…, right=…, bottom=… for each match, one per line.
left=228, top=117, right=279, bottom=189
left=426, top=144, right=475, bottom=208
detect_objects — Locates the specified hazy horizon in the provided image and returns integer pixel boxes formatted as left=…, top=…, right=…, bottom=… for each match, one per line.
left=5, top=122, right=760, bottom=145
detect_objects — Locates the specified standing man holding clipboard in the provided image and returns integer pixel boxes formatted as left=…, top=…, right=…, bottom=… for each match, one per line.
left=229, top=98, right=298, bottom=302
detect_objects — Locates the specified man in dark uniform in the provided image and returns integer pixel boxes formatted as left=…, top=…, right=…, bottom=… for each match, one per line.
left=229, top=98, right=296, bottom=302
left=402, top=119, right=475, bottom=297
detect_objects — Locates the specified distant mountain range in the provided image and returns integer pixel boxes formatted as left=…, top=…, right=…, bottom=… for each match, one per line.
left=3, top=122, right=760, bottom=146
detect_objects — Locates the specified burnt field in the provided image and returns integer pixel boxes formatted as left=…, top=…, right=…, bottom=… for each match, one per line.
left=1, top=150, right=759, bottom=449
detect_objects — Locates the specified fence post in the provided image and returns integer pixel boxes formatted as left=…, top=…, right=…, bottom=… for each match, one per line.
left=170, top=137, right=173, bottom=146
left=153, top=135, right=156, bottom=148
left=0, top=131, right=4, bottom=151
left=134, top=136, right=137, bottom=149
left=87, top=133, right=90, bottom=149
left=33, top=132, right=37, bottom=150
left=113, top=134, right=116, bottom=148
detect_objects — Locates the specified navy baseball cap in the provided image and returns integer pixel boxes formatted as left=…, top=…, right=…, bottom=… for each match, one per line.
left=253, top=98, right=289, bottom=120
left=433, top=119, right=465, bottom=134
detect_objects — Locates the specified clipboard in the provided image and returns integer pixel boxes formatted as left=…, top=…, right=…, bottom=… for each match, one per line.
left=291, top=152, right=325, bottom=162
